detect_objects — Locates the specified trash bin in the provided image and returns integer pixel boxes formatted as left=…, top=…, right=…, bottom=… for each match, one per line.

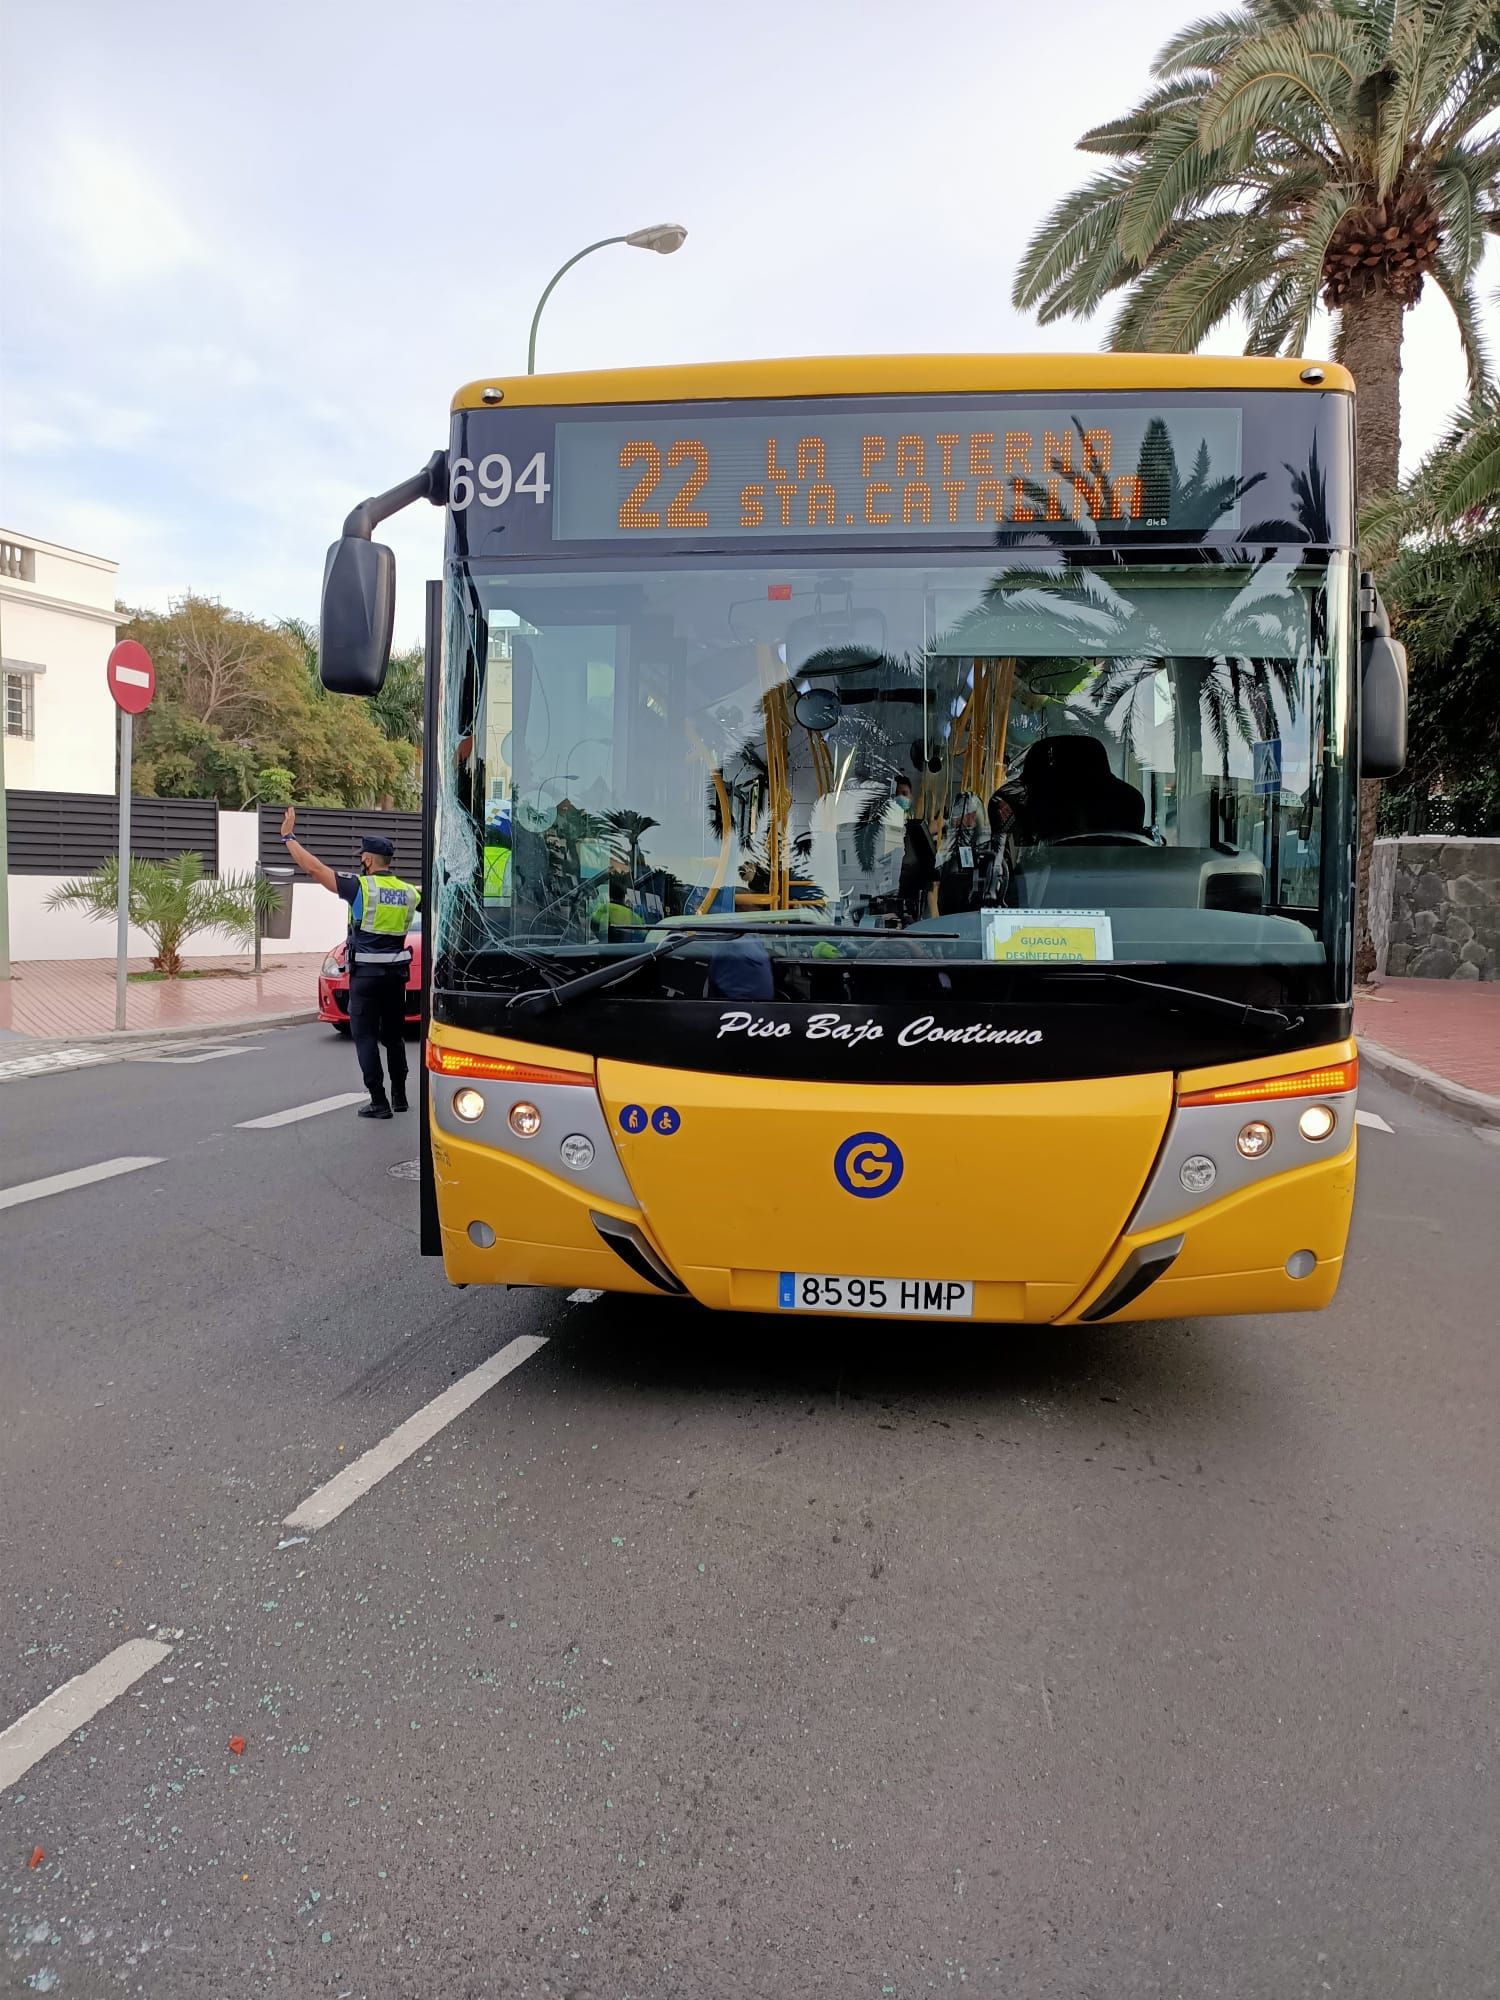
left=259, top=864, right=296, bottom=941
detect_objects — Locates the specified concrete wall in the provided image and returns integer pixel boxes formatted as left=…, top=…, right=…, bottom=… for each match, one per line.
left=1371, top=837, right=1500, bottom=981
left=1, top=529, right=119, bottom=796
left=6, top=811, right=349, bottom=962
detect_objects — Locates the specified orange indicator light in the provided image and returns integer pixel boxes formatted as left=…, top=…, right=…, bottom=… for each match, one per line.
left=426, top=1046, right=593, bottom=1088
left=1179, top=1059, right=1358, bottom=1108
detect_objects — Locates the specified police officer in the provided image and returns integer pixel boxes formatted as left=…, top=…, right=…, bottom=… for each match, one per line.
left=280, top=808, right=420, bottom=1119
left=483, top=802, right=513, bottom=903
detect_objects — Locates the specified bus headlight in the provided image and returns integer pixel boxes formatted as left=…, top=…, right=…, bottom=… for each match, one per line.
left=1236, top=1120, right=1273, bottom=1159
left=453, top=1087, right=486, bottom=1122
left=508, top=1101, right=542, bottom=1138
left=1179, top=1154, right=1217, bottom=1193
left=559, top=1134, right=595, bottom=1172
left=1298, top=1104, right=1337, bottom=1142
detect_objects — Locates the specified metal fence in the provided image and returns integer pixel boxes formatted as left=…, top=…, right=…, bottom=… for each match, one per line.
left=1378, top=788, right=1500, bottom=840
left=257, top=805, right=423, bottom=879
left=6, top=790, right=220, bottom=877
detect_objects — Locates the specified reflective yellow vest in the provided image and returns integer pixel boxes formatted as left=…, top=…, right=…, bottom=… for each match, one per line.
left=483, top=846, right=511, bottom=899
left=351, top=874, right=419, bottom=952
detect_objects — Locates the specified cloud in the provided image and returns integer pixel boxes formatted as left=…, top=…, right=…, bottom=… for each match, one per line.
left=40, top=133, right=201, bottom=285
left=2, top=386, right=160, bottom=457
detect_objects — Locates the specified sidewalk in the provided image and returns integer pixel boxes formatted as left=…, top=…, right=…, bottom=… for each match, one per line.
left=0, top=953, right=324, bottom=1043
left=1356, top=976, right=1500, bottom=1127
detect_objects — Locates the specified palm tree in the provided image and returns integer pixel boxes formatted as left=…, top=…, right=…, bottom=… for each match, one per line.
left=600, top=807, right=660, bottom=876
left=1015, top=0, right=1497, bottom=481
left=1003, top=414, right=1275, bottom=543
left=280, top=616, right=322, bottom=693
left=47, top=854, right=280, bottom=977
left=1013, top=0, right=1500, bottom=975
left=972, top=558, right=1312, bottom=839
left=983, top=421, right=1331, bottom=823
left=371, top=645, right=425, bottom=759
left=1364, top=388, right=1500, bottom=623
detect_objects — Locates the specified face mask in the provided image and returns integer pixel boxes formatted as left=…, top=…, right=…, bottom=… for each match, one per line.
left=896, top=795, right=913, bottom=814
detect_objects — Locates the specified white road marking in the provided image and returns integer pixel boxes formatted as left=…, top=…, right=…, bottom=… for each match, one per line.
left=283, top=1333, right=549, bottom=1534
left=237, top=1091, right=367, bottom=1129
left=0, top=1032, right=272, bottom=1086
left=134, top=1046, right=250, bottom=1065
left=0, top=1047, right=118, bottom=1084
left=0, top=1155, right=163, bottom=1213
left=1356, top=1109, right=1395, bottom=1133
left=0, top=1638, right=173, bottom=1793
left=567, top=1288, right=605, bottom=1303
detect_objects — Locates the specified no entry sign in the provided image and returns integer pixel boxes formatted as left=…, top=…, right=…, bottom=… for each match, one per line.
left=107, top=639, right=156, bottom=1029
left=106, top=640, right=155, bottom=715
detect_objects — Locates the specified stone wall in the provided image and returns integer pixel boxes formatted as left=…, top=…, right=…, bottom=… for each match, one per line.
left=1371, top=837, right=1500, bottom=980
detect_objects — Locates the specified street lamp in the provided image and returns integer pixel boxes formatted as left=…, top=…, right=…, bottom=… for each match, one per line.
left=526, top=224, right=688, bottom=375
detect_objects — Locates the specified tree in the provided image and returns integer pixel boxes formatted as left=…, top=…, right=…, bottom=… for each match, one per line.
left=372, top=645, right=425, bottom=751
left=123, top=597, right=406, bottom=810
left=255, top=766, right=296, bottom=805
left=282, top=618, right=422, bottom=807
left=1369, top=579, right=1500, bottom=835
left=1013, top=0, right=1500, bottom=976
left=1364, top=389, right=1500, bottom=627
left=47, top=854, right=279, bottom=976
left=1363, top=392, right=1500, bottom=834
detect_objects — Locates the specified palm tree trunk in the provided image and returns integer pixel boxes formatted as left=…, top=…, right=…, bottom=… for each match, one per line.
left=1335, top=292, right=1405, bottom=985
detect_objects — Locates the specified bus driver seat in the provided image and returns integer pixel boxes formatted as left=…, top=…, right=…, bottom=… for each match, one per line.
left=1015, top=735, right=1146, bottom=842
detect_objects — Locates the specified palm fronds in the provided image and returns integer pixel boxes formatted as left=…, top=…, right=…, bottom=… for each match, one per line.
left=1014, top=0, right=1498, bottom=392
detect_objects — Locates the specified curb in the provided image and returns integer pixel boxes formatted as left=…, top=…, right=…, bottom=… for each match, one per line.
left=0, top=1008, right=320, bottom=1056
left=1359, top=1036, right=1500, bottom=1131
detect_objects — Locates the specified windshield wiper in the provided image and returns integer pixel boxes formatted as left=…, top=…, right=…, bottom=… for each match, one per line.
left=1038, top=966, right=1304, bottom=1035
left=507, top=923, right=958, bottom=1016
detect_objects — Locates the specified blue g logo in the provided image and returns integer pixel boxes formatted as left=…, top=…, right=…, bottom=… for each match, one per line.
left=833, top=1131, right=904, bottom=1198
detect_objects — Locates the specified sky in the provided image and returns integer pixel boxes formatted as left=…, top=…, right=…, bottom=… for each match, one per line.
left=3, top=0, right=1496, bottom=647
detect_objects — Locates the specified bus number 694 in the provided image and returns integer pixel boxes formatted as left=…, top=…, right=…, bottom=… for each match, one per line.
left=449, top=453, right=551, bottom=510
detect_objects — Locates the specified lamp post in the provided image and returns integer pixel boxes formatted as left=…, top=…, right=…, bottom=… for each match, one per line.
left=527, top=224, right=687, bottom=375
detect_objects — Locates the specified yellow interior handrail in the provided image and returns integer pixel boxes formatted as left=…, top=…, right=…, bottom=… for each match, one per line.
left=687, top=720, right=734, bottom=910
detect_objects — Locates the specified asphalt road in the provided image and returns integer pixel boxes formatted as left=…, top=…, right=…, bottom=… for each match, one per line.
left=1, top=1022, right=1495, bottom=2000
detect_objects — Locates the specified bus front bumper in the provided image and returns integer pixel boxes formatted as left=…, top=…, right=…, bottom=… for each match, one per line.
left=428, top=1030, right=1358, bottom=1325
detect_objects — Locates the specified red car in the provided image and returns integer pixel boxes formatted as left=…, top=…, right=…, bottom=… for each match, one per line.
left=318, top=911, right=423, bottom=1035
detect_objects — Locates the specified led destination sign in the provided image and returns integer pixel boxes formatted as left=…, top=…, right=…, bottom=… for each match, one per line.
left=551, top=404, right=1245, bottom=540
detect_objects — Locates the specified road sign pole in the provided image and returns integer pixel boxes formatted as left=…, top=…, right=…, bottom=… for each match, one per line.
left=103, top=639, right=155, bottom=1030
left=115, top=708, right=133, bottom=1032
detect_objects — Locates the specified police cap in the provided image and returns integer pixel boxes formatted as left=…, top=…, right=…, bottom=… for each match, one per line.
left=359, top=834, right=396, bottom=859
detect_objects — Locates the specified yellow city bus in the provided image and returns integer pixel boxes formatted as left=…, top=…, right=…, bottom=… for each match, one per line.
left=318, top=355, right=1407, bottom=1326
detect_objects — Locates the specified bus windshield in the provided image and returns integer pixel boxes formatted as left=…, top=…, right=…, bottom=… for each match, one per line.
left=436, top=552, right=1352, bottom=995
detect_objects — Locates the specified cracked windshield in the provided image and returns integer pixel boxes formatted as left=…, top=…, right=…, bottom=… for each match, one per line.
left=437, top=556, right=1349, bottom=988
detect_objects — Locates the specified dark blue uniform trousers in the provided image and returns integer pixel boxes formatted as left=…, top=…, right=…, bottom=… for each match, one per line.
left=348, top=967, right=409, bottom=1104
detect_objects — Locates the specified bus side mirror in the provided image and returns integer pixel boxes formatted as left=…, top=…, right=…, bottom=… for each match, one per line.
left=1360, top=633, right=1407, bottom=778
left=319, top=536, right=395, bottom=694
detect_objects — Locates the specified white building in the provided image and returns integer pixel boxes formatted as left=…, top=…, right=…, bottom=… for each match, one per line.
left=1, top=529, right=119, bottom=795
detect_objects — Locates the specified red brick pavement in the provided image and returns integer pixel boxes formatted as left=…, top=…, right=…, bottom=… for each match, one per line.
left=1356, top=977, right=1500, bottom=1099
left=0, top=954, right=324, bottom=1042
